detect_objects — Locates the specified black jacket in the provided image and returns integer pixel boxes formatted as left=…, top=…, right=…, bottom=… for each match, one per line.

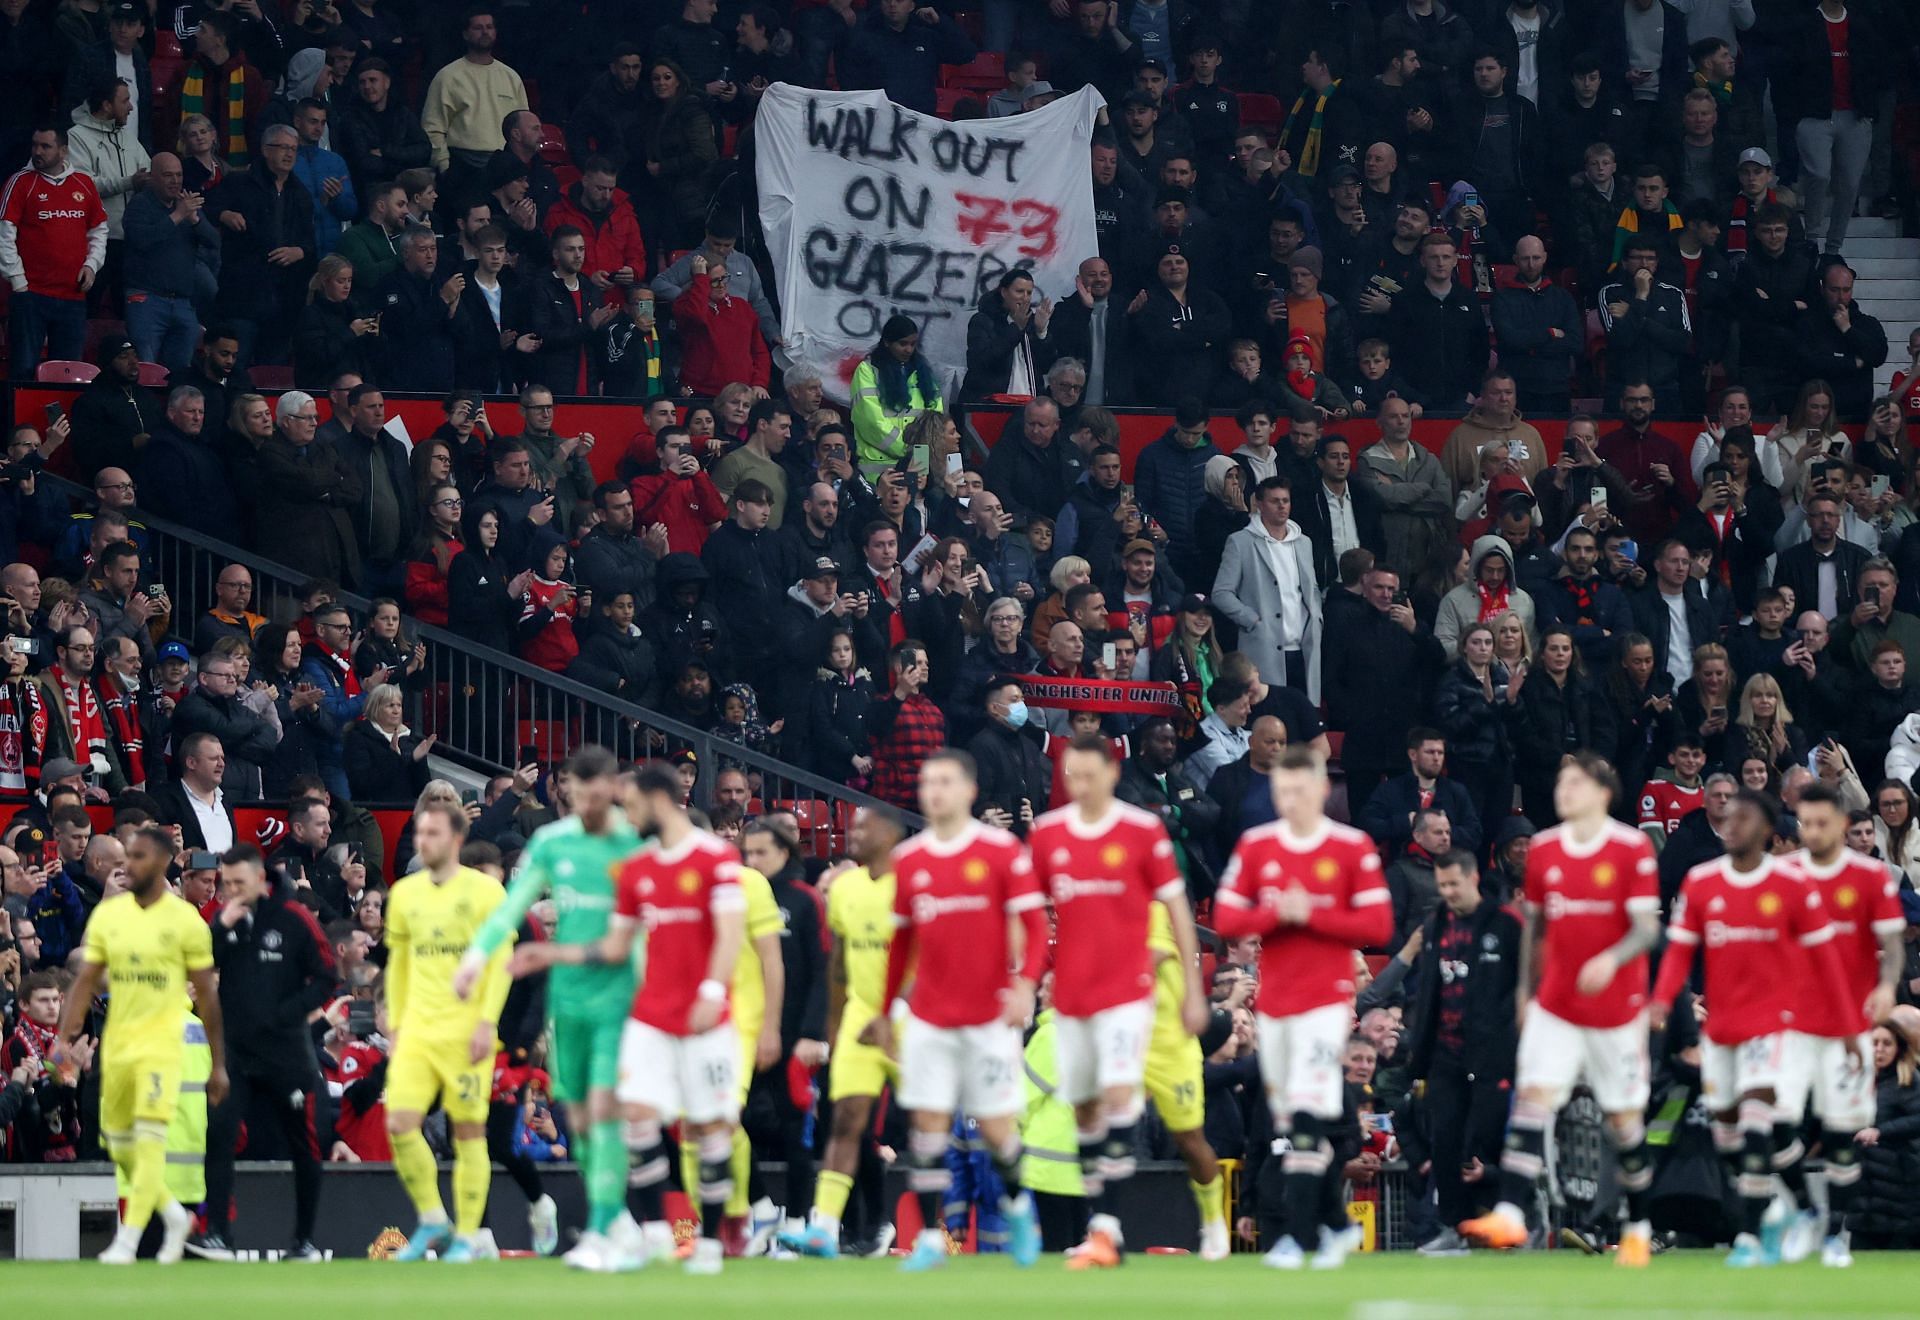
left=1629, top=583, right=1723, bottom=686
left=152, top=779, right=237, bottom=851
left=524, top=270, right=600, bottom=396
left=1856, top=1066, right=1920, bottom=1239
left=293, top=296, right=381, bottom=390
left=1597, top=277, right=1692, bottom=399
left=1730, top=241, right=1820, bottom=410
left=332, top=95, right=431, bottom=190
left=1491, top=279, right=1584, bottom=401
left=1128, top=285, right=1233, bottom=406
left=1408, top=898, right=1523, bottom=1082
left=982, top=430, right=1080, bottom=529
left=1117, top=756, right=1221, bottom=901
left=372, top=268, right=458, bottom=393
left=208, top=166, right=316, bottom=324
left=699, top=521, right=780, bottom=664
left=962, top=295, right=1058, bottom=402
left=1775, top=4, right=1890, bottom=124
left=1457, top=90, right=1544, bottom=204
left=805, top=670, right=874, bottom=783
left=1672, top=484, right=1784, bottom=614
left=1396, top=279, right=1489, bottom=408
left=1432, top=659, right=1519, bottom=768
left=447, top=546, right=518, bottom=653
left=1292, top=477, right=1386, bottom=587
left=211, top=878, right=337, bottom=1070
left=170, top=687, right=279, bottom=797
left=765, top=860, right=828, bottom=1047
left=343, top=719, right=431, bottom=805
left=1512, top=669, right=1617, bottom=814
left=70, top=375, right=160, bottom=481
left=1049, top=296, right=1133, bottom=406
left=1795, top=300, right=1889, bottom=423
left=1324, top=605, right=1446, bottom=772
left=138, top=423, right=238, bottom=540
left=1772, top=538, right=1873, bottom=625
left=967, top=721, right=1053, bottom=834
left=1356, top=772, right=1484, bottom=862
left=452, top=270, right=534, bottom=394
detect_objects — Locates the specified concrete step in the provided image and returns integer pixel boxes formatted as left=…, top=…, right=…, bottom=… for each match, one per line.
left=1844, top=238, right=1920, bottom=261
left=1858, top=301, right=1920, bottom=322
left=1858, top=279, right=1920, bottom=300
left=1848, top=258, right=1920, bottom=279
left=1847, top=217, right=1902, bottom=239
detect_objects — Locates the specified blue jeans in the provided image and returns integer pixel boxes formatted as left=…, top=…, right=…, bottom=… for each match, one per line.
left=124, top=290, right=201, bottom=374
left=8, top=290, right=87, bottom=381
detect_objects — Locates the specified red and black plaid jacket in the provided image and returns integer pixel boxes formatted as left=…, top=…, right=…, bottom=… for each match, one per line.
left=867, top=692, right=946, bottom=811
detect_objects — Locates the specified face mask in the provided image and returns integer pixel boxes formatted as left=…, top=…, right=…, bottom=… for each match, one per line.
left=1004, top=700, right=1030, bottom=729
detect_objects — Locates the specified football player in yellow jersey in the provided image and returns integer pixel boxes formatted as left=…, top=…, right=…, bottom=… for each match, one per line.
left=1144, top=901, right=1230, bottom=1260
left=783, top=806, right=905, bottom=1258
left=675, top=845, right=786, bottom=1246
left=383, top=802, right=513, bottom=1263
left=56, top=826, right=227, bottom=1265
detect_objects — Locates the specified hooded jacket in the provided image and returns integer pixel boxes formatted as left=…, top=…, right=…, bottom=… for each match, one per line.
left=1489, top=274, right=1584, bottom=403
left=1434, top=534, right=1536, bottom=660
left=543, top=182, right=647, bottom=295
left=642, top=552, right=735, bottom=680
left=67, top=102, right=152, bottom=240
left=1212, top=514, right=1324, bottom=702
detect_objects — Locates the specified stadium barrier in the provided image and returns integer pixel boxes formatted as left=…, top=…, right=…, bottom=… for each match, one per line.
left=32, top=472, right=916, bottom=845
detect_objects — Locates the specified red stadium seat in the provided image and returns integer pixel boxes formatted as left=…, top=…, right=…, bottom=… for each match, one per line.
left=36, top=360, right=97, bottom=384
left=934, top=86, right=969, bottom=119
left=1237, top=93, right=1284, bottom=139
left=941, top=51, right=1005, bottom=92
left=137, top=360, right=170, bottom=388
left=771, top=798, right=835, bottom=858
left=553, top=162, right=581, bottom=192
left=251, top=364, right=295, bottom=389
left=539, top=123, right=569, bottom=166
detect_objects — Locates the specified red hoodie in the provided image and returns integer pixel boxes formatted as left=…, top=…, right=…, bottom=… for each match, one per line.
left=674, top=273, right=770, bottom=394
left=631, top=468, right=729, bottom=554
left=519, top=576, right=579, bottom=673
left=543, top=185, right=647, bottom=306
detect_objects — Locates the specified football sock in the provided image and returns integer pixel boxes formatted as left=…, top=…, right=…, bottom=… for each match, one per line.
left=1191, top=1175, right=1225, bottom=1227
left=1282, top=1114, right=1330, bottom=1247
left=1823, top=1129, right=1862, bottom=1234
left=1737, top=1100, right=1775, bottom=1237
left=453, top=1136, right=490, bottom=1237
left=126, top=1121, right=168, bottom=1232
left=586, top=1118, right=628, bottom=1234
left=907, top=1127, right=952, bottom=1232
left=989, top=1130, right=1025, bottom=1206
left=391, top=1128, right=446, bottom=1222
left=729, top=1127, right=752, bottom=1218
left=1771, top=1122, right=1810, bottom=1208
left=697, top=1129, right=735, bottom=1239
left=1076, top=1121, right=1109, bottom=1206
left=815, top=1169, right=854, bottom=1226
left=1494, top=1098, right=1552, bottom=1222
left=627, top=1119, right=670, bottom=1224
left=1608, top=1118, right=1654, bottom=1223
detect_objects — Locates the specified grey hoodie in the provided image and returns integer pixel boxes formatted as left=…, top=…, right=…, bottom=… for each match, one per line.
left=68, top=102, right=152, bottom=239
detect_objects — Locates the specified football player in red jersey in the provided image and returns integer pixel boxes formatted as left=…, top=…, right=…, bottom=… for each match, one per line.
left=1651, top=788, right=1858, bottom=1268
left=1028, top=734, right=1209, bottom=1270
left=512, top=763, right=747, bottom=1276
left=862, top=750, right=1051, bottom=1272
left=1462, top=754, right=1664, bottom=1263
left=1776, top=785, right=1905, bottom=1267
left=1211, top=745, right=1392, bottom=1270
left=1637, top=735, right=1706, bottom=848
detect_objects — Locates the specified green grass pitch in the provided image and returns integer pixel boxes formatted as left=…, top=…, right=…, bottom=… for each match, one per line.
left=6, top=1252, right=1917, bottom=1318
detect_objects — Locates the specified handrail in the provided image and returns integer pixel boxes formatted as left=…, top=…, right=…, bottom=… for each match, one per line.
left=32, top=472, right=922, bottom=841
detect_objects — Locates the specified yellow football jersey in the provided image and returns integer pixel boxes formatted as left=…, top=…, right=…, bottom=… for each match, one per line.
left=1147, top=901, right=1188, bottom=1052
left=827, top=866, right=895, bottom=1013
left=386, top=865, right=510, bottom=1045
left=732, top=866, right=788, bottom=1032
left=82, top=893, right=213, bottom=1065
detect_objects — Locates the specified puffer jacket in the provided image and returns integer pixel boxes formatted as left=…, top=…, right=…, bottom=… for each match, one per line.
left=1433, top=534, right=1537, bottom=660
left=1855, top=1066, right=1920, bottom=1241
left=1886, top=713, right=1920, bottom=790
left=1431, top=655, right=1519, bottom=770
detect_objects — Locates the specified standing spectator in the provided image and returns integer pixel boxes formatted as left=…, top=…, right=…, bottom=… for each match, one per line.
left=1601, top=0, right=1689, bottom=160
left=1598, top=236, right=1693, bottom=407
left=1432, top=621, right=1522, bottom=838
left=193, top=564, right=264, bottom=654
left=650, top=216, right=778, bottom=346
left=848, top=318, right=944, bottom=478
left=865, top=640, right=945, bottom=811
left=967, top=678, right=1051, bottom=832
left=288, top=98, right=355, bottom=257
left=673, top=254, right=770, bottom=398
left=1459, top=50, right=1542, bottom=240
left=299, top=604, right=384, bottom=802
left=1396, top=232, right=1487, bottom=409
left=1598, top=381, right=1695, bottom=544
left=1796, top=263, right=1888, bottom=423
left=169, top=10, right=268, bottom=168
left=335, top=385, right=416, bottom=595
left=964, top=269, right=1056, bottom=402
left=208, top=124, right=315, bottom=367
left=66, top=78, right=150, bottom=286
left=70, top=339, right=156, bottom=481
left=1, top=123, right=107, bottom=380
left=1780, top=0, right=1885, bottom=256
left=628, top=60, right=717, bottom=247
left=651, top=0, right=733, bottom=92
left=525, top=228, right=617, bottom=396
left=420, top=6, right=527, bottom=173
left=1129, top=245, right=1231, bottom=405
left=1437, top=370, right=1548, bottom=493
left=446, top=507, right=528, bottom=654
left=1355, top=728, right=1484, bottom=861
left=566, top=45, right=646, bottom=172
left=1, top=3, right=58, bottom=175
left=1512, top=624, right=1615, bottom=823
left=343, top=683, right=433, bottom=804
left=1491, top=236, right=1583, bottom=415
left=984, top=398, right=1077, bottom=530
left=1360, top=397, right=1452, bottom=580
left=1212, top=476, right=1321, bottom=698
left=333, top=181, right=407, bottom=290
left=1854, top=1018, right=1920, bottom=1249
left=372, top=228, right=459, bottom=393
left=1629, top=538, right=1720, bottom=687
left=332, top=57, right=430, bottom=195
left=1326, top=565, right=1446, bottom=815
left=122, top=154, right=219, bottom=372
left=294, top=256, right=382, bottom=390
left=713, top=400, right=793, bottom=527
left=171, top=647, right=278, bottom=797
left=255, top=392, right=363, bottom=588
left=1729, top=203, right=1819, bottom=414
left=541, top=158, right=645, bottom=309
left=139, top=385, right=237, bottom=539
left=840, top=0, right=976, bottom=115
left=700, top=479, right=782, bottom=690
left=631, top=434, right=725, bottom=558
left=1134, top=399, right=1218, bottom=588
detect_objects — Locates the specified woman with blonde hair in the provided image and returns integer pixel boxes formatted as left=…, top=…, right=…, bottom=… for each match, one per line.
left=293, top=254, right=380, bottom=387
left=1735, top=671, right=1808, bottom=774
left=1028, top=554, right=1091, bottom=650
left=1855, top=1015, right=1920, bottom=1249
left=1491, top=608, right=1533, bottom=672
left=1774, top=378, right=1849, bottom=502
left=1676, top=641, right=1736, bottom=769
left=177, top=113, right=227, bottom=193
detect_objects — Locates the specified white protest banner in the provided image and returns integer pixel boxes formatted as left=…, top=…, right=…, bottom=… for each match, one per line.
left=755, top=81, right=1104, bottom=402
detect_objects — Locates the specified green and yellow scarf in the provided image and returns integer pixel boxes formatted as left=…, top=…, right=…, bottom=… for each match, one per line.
left=1609, top=200, right=1683, bottom=268
left=1279, top=79, right=1342, bottom=178
left=1692, top=69, right=1734, bottom=109
left=181, top=61, right=249, bottom=167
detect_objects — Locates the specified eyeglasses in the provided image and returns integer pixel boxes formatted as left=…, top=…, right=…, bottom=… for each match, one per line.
left=288, top=413, right=319, bottom=423
left=97, top=481, right=135, bottom=492
left=62, top=642, right=95, bottom=653
left=525, top=403, right=555, bottom=412
left=202, top=670, right=237, bottom=682
left=434, top=498, right=463, bottom=509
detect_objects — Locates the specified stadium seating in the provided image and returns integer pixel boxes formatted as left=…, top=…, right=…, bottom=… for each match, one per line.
left=35, top=360, right=97, bottom=384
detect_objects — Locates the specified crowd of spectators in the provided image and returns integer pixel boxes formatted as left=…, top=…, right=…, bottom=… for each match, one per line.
left=5, top=0, right=1920, bottom=1253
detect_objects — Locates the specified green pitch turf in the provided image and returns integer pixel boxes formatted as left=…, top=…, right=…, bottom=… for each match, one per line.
left=6, top=1252, right=1918, bottom=1318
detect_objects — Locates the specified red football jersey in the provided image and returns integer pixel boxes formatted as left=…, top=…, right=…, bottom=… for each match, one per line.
left=0, top=166, right=104, bottom=300
left=615, top=828, right=744, bottom=1036
left=1637, top=779, right=1703, bottom=836
left=1029, top=800, right=1184, bottom=1017
left=1213, top=819, right=1392, bottom=1017
left=1893, top=368, right=1920, bottom=419
left=886, top=822, right=1045, bottom=1029
left=1659, top=856, right=1836, bottom=1044
left=1525, top=820, right=1661, bottom=1028
left=1792, top=848, right=1905, bottom=1038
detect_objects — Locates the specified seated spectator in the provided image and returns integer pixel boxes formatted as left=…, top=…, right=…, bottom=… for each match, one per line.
left=170, top=643, right=279, bottom=797
left=1185, top=677, right=1254, bottom=791
left=293, top=255, right=382, bottom=389
left=343, top=682, right=434, bottom=804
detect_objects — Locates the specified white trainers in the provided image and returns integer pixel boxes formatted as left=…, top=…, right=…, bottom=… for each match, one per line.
left=527, top=1194, right=559, bottom=1256
left=607, top=1214, right=644, bottom=1260
left=156, top=1201, right=193, bottom=1264
left=1821, top=1232, right=1854, bottom=1269
left=1780, top=1209, right=1821, bottom=1265
left=564, top=1230, right=616, bottom=1272
left=1312, top=1224, right=1362, bottom=1270
left=685, top=1237, right=724, bottom=1275
left=99, top=1230, right=139, bottom=1265
left=1199, top=1219, right=1231, bottom=1262
left=1418, top=1227, right=1472, bottom=1257
left=863, top=1223, right=896, bottom=1258
left=1262, top=1236, right=1305, bottom=1270
left=641, top=1221, right=679, bottom=1266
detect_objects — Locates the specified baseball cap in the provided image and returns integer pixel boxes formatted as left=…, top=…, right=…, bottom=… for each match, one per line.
left=1136, top=56, right=1170, bottom=77
left=805, top=556, right=840, bottom=581
left=1738, top=147, right=1773, bottom=169
left=1021, top=80, right=1058, bottom=101
left=1122, top=538, right=1156, bottom=557
left=1326, top=163, right=1362, bottom=186
left=1177, top=593, right=1210, bottom=614
left=41, top=757, right=84, bottom=783
left=158, top=640, right=191, bottom=664
left=109, top=1, right=144, bottom=22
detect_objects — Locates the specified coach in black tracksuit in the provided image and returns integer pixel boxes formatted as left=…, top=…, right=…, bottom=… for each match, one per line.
left=197, top=847, right=339, bottom=1258
left=1407, top=849, right=1521, bottom=1237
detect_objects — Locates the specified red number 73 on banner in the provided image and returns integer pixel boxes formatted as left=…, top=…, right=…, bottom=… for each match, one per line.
left=953, top=193, right=1061, bottom=260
